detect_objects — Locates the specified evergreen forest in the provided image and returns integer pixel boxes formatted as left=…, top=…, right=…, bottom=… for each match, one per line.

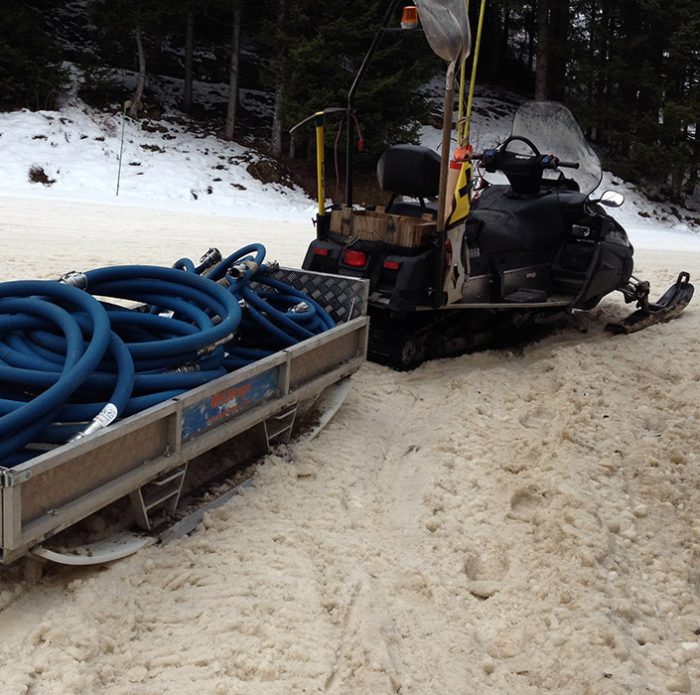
left=0, top=0, right=698, bottom=208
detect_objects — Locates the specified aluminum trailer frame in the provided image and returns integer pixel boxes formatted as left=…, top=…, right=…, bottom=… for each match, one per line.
left=0, top=269, right=369, bottom=563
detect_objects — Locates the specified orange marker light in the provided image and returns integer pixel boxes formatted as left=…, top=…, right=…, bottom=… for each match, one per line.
left=400, top=5, right=419, bottom=30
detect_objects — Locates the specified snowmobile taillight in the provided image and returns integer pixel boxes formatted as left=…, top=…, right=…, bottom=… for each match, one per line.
left=383, top=260, right=401, bottom=271
left=313, top=246, right=330, bottom=257
left=444, top=239, right=453, bottom=268
left=343, top=249, right=368, bottom=268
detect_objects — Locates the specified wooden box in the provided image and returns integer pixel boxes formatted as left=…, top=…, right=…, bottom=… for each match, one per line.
left=329, top=207, right=436, bottom=248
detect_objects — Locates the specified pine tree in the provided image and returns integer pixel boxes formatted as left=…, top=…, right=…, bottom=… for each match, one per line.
left=565, top=0, right=698, bottom=202
left=89, top=0, right=167, bottom=117
left=263, top=0, right=434, bottom=165
left=0, top=2, right=67, bottom=110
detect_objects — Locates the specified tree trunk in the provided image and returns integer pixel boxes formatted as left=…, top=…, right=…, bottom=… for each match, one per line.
left=224, top=3, right=242, bottom=141
left=271, top=0, right=286, bottom=157
left=527, top=5, right=535, bottom=72
left=129, top=23, right=146, bottom=118
left=596, top=4, right=612, bottom=145
left=535, top=0, right=551, bottom=100
left=671, top=166, right=684, bottom=203
left=549, top=0, right=569, bottom=101
left=182, top=10, right=194, bottom=113
left=480, top=2, right=502, bottom=83
left=271, top=84, right=284, bottom=157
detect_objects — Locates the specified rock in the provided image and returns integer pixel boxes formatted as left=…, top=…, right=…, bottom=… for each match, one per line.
left=246, top=159, right=293, bottom=189
left=632, top=626, right=655, bottom=645
left=470, top=580, right=500, bottom=599
left=666, top=670, right=691, bottom=693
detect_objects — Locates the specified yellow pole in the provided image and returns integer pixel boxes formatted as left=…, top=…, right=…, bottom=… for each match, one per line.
left=314, top=112, right=325, bottom=216
left=456, top=0, right=470, bottom=145
left=464, top=0, right=486, bottom=146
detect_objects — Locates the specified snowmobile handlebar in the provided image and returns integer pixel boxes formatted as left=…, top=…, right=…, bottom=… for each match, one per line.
left=555, top=160, right=580, bottom=170
left=475, top=136, right=580, bottom=172
left=475, top=140, right=581, bottom=195
left=542, top=155, right=580, bottom=170
left=475, top=150, right=579, bottom=172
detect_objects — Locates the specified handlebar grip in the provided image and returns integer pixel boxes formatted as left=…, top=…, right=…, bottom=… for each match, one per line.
left=557, top=161, right=580, bottom=169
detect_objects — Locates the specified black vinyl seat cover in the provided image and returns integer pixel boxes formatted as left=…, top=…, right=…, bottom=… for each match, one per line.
left=470, top=186, right=587, bottom=254
left=377, top=145, right=441, bottom=199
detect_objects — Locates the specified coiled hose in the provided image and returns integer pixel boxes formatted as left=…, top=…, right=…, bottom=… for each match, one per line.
left=0, top=246, right=335, bottom=467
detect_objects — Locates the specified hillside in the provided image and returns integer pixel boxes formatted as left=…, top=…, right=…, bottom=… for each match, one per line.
left=2, top=79, right=700, bottom=240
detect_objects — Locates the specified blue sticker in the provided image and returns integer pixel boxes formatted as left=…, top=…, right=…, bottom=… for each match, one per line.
left=182, top=369, right=279, bottom=440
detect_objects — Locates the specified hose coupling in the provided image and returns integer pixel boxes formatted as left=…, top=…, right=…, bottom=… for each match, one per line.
left=198, top=247, right=222, bottom=273
left=288, top=301, right=309, bottom=314
left=58, top=271, right=88, bottom=290
left=167, top=362, right=201, bottom=374
left=229, top=260, right=260, bottom=278
left=197, top=333, right=235, bottom=356
left=67, top=403, right=118, bottom=443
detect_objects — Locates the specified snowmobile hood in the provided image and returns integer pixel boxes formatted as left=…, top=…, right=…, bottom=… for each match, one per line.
left=508, top=101, right=603, bottom=195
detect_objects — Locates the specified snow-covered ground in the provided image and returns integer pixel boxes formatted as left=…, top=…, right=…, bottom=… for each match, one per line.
left=1, top=91, right=700, bottom=694
left=0, top=100, right=314, bottom=222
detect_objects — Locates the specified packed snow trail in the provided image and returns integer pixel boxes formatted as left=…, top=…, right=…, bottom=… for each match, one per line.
left=0, top=198, right=699, bottom=694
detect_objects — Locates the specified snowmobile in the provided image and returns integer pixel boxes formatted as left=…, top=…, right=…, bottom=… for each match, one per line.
left=300, top=0, right=693, bottom=369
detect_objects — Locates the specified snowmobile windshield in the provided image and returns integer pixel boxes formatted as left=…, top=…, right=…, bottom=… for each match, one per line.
left=508, top=101, right=602, bottom=195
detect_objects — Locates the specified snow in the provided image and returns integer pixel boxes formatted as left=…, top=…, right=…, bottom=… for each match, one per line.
left=0, top=102, right=315, bottom=222
left=1, top=92, right=700, bottom=693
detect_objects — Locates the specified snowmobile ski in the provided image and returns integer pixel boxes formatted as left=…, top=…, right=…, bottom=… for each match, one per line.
left=606, top=272, right=694, bottom=334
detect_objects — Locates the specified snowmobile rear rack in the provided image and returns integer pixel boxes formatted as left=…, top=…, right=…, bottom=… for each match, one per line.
left=0, top=268, right=369, bottom=564
left=607, top=272, right=694, bottom=334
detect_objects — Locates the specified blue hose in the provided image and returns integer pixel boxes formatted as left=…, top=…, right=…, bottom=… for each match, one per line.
left=0, top=247, right=335, bottom=467
left=0, top=283, right=112, bottom=460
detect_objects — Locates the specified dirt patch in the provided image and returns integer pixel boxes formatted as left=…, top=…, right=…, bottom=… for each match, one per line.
left=28, top=166, right=55, bottom=185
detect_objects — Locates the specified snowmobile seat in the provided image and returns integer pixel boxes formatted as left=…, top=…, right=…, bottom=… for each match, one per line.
left=470, top=186, right=583, bottom=254
left=376, top=145, right=440, bottom=219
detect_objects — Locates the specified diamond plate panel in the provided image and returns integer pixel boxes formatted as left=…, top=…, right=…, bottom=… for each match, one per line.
left=252, top=268, right=368, bottom=324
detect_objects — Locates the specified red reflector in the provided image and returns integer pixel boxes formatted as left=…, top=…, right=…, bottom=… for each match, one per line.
left=313, top=246, right=330, bottom=257
left=343, top=249, right=367, bottom=267
left=383, top=260, right=401, bottom=270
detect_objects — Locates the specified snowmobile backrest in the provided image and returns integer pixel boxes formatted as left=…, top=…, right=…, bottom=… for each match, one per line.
left=376, top=145, right=441, bottom=198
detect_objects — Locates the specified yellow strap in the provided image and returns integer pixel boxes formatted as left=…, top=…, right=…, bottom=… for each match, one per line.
left=456, top=0, right=470, bottom=144
left=463, top=0, right=487, bottom=146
